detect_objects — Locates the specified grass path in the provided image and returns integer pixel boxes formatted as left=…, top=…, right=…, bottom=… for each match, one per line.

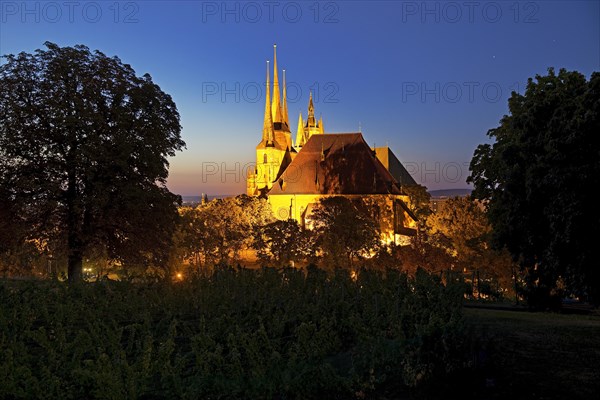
left=463, top=308, right=600, bottom=399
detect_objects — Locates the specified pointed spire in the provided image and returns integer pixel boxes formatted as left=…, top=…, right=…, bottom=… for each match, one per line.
left=295, top=112, right=304, bottom=148
left=282, top=69, right=289, bottom=129
left=271, top=44, right=283, bottom=124
left=307, top=91, right=316, bottom=127
left=263, top=60, right=274, bottom=144
left=318, top=115, right=324, bottom=134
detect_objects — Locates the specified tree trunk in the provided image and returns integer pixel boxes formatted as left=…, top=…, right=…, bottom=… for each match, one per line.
left=66, top=166, right=83, bottom=283
left=476, top=268, right=481, bottom=300
left=513, top=266, right=519, bottom=305
left=68, top=249, right=83, bottom=282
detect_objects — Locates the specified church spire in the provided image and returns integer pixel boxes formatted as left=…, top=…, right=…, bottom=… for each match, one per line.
left=263, top=60, right=274, bottom=145
left=271, top=44, right=283, bottom=125
left=307, top=91, right=316, bottom=127
left=295, top=112, right=304, bottom=148
left=282, top=69, right=289, bottom=129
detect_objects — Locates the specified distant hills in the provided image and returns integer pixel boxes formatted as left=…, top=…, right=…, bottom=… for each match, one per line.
left=428, top=188, right=472, bottom=198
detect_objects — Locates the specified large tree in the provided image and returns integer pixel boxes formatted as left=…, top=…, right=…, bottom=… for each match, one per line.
left=310, top=196, right=381, bottom=268
left=468, top=68, right=600, bottom=305
left=0, top=42, right=185, bottom=282
left=402, top=184, right=432, bottom=221
left=252, top=219, right=313, bottom=266
left=428, top=196, right=516, bottom=301
left=175, top=195, right=273, bottom=269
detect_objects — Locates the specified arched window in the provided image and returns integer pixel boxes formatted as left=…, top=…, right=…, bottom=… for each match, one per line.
left=263, top=154, right=268, bottom=164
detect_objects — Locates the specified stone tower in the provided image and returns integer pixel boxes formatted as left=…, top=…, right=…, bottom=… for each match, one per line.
left=247, top=45, right=294, bottom=196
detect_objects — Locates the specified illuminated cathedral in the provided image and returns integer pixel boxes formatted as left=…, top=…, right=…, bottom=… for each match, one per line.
left=247, top=45, right=418, bottom=243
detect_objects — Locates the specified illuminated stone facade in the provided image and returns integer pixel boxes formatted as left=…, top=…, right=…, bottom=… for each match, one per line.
left=247, top=45, right=417, bottom=243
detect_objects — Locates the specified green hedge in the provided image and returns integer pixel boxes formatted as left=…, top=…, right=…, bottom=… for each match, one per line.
left=0, top=267, right=469, bottom=399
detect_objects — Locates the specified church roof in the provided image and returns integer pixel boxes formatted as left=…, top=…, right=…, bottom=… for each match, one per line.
left=374, top=147, right=418, bottom=186
left=268, top=133, right=403, bottom=195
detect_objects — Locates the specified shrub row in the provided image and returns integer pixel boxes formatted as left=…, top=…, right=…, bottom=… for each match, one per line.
left=0, top=267, right=470, bottom=399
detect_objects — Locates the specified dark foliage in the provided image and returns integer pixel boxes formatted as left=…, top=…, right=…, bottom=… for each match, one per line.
left=0, top=43, right=185, bottom=281
left=311, top=197, right=381, bottom=269
left=0, top=268, right=469, bottom=399
left=468, top=68, right=600, bottom=306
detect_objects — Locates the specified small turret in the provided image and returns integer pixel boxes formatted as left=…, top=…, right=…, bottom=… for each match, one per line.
left=306, top=91, right=316, bottom=128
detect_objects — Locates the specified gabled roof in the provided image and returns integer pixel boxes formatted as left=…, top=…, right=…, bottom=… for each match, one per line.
left=268, top=133, right=402, bottom=195
left=374, top=147, right=418, bottom=186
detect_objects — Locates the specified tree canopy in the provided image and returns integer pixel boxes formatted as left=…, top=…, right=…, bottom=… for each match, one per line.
left=402, top=184, right=432, bottom=221
left=175, top=195, right=273, bottom=270
left=468, top=68, right=600, bottom=305
left=310, top=196, right=381, bottom=268
left=427, top=196, right=516, bottom=300
left=252, top=219, right=313, bottom=267
left=0, top=42, right=185, bottom=281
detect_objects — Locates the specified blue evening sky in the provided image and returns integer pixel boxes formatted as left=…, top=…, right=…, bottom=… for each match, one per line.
left=1, top=1, right=598, bottom=195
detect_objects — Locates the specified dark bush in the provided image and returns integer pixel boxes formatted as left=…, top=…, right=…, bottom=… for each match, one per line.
left=0, top=267, right=470, bottom=399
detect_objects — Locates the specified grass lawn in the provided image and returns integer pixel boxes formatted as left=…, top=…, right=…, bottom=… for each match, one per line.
left=462, top=307, right=600, bottom=399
